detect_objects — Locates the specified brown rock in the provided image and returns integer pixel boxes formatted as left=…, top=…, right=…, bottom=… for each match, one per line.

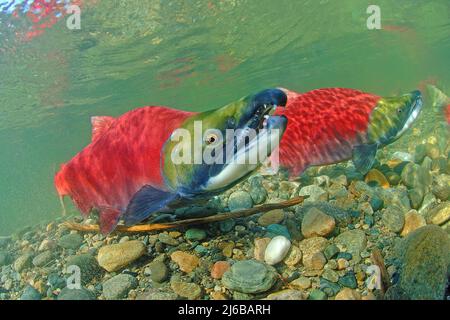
left=401, top=210, right=426, bottom=237
left=265, top=289, right=306, bottom=300
left=299, top=236, right=328, bottom=267
left=258, top=209, right=285, bottom=226
left=290, top=276, right=311, bottom=290
left=335, top=288, right=361, bottom=300
left=283, top=245, right=302, bottom=267
left=220, top=241, right=235, bottom=258
left=361, top=292, right=377, bottom=300
left=301, top=208, right=336, bottom=238
left=170, top=251, right=199, bottom=273
left=337, top=258, right=349, bottom=270
left=171, top=281, right=202, bottom=300
left=211, top=261, right=230, bottom=279
left=210, top=291, right=228, bottom=300
left=307, top=252, right=327, bottom=270
left=253, top=238, right=271, bottom=261
left=426, top=202, right=450, bottom=226
left=97, top=240, right=145, bottom=272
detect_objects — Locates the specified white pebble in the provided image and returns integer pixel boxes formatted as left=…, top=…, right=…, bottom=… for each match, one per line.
left=264, top=236, right=291, bottom=265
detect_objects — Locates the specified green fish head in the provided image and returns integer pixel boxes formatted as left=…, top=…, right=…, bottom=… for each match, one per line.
left=368, top=90, right=423, bottom=145
left=162, top=88, right=288, bottom=198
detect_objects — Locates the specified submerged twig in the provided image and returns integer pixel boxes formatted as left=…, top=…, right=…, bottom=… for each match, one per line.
left=61, top=197, right=304, bottom=233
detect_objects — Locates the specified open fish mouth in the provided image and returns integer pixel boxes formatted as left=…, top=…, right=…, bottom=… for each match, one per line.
left=204, top=114, right=287, bottom=192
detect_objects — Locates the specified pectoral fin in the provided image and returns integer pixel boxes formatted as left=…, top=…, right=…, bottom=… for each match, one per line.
left=352, top=143, right=378, bottom=174
left=123, top=185, right=180, bottom=226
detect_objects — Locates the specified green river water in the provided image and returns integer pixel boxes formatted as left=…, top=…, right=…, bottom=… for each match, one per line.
left=0, top=0, right=449, bottom=235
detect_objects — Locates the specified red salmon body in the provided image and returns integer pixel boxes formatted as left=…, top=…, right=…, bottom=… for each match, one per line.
left=275, top=88, right=381, bottom=177
left=54, top=106, right=195, bottom=231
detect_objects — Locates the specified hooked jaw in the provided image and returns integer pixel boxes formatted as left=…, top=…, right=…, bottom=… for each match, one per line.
left=203, top=89, right=288, bottom=192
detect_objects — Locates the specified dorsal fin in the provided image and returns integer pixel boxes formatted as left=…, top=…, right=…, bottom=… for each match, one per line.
left=91, top=116, right=115, bottom=142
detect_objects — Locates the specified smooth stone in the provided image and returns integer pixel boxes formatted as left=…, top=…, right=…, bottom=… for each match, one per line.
left=184, top=228, right=207, bottom=242
left=393, top=225, right=450, bottom=300
left=431, top=175, right=450, bottom=200
left=228, top=191, right=253, bottom=211
left=290, top=276, right=311, bottom=290
left=308, top=289, right=327, bottom=300
left=20, top=285, right=42, bottom=300
left=426, top=143, right=440, bottom=160
left=401, top=163, right=432, bottom=189
left=211, top=261, right=231, bottom=279
left=426, top=202, right=450, bottom=226
left=266, top=224, right=291, bottom=239
left=379, top=188, right=411, bottom=213
left=337, top=258, right=349, bottom=270
left=265, top=289, right=305, bottom=300
left=295, top=201, right=352, bottom=226
left=392, top=151, right=414, bottom=162
left=170, top=251, right=199, bottom=273
left=414, top=144, right=427, bottom=163
left=338, top=272, right=357, bottom=289
left=220, top=241, right=234, bottom=258
left=365, top=169, right=390, bottom=188
left=308, top=252, right=327, bottom=270
left=146, top=261, right=168, bottom=283
left=283, top=245, right=302, bottom=267
left=171, top=281, right=202, bottom=300
left=418, top=192, right=437, bottom=215
left=335, top=288, right=361, bottom=300
left=38, top=239, right=57, bottom=251
left=249, top=176, right=268, bottom=204
left=320, top=278, right=341, bottom=297
left=408, top=187, right=424, bottom=209
left=158, top=233, right=179, bottom=246
left=299, top=237, right=328, bottom=267
left=32, top=250, right=53, bottom=267
left=97, top=240, right=146, bottom=272
left=58, top=287, right=95, bottom=300
left=14, top=252, right=33, bottom=272
left=299, top=185, right=328, bottom=203
left=400, top=210, right=426, bottom=237
left=301, top=207, right=336, bottom=238
left=222, top=260, right=277, bottom=294
left=254, top=238, right=271, bottom=261
left=334, top=230, right=366, bottom=256
left=102, top=274, right=138, bottom=300
left=381, top=206, right=405, bottom=233
left=264, top=236, right=291, bottom=265
left=58, top=233, right=83, bottom=250
left=322, top=269, right=339, bottom=283
left=136, top=288, right=178, bottom=300
left=258, top=209, right=285, bottom=227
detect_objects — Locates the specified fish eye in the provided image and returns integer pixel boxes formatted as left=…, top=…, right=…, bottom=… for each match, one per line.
left=397, top=108, right=402, bottom=113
